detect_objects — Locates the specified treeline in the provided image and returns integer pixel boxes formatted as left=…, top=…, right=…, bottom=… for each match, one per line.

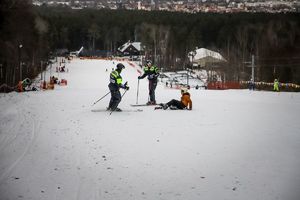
left=1, top=1, right=300, bottom=87
left=0, top=0, right=50, bottom=87
left=37, top=6, right=300, bottom=83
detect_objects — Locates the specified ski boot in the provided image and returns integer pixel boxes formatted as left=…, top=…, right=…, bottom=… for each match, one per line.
left=114, top=108, right=122, bottom=112
left=146, top=101, right=156, bottom=105
left=162, top=104, right=168, bottom=110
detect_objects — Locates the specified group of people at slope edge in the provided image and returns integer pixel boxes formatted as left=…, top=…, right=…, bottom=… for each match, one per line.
left=107, top=60, right=192, bottom=112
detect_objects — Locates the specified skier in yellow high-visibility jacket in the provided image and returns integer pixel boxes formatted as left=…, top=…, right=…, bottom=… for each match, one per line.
left=274, top=79, right=279, bottom=92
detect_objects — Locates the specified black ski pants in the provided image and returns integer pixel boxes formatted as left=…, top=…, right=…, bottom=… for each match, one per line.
left=108, top=84, right=121, bottom=110
left=149, top=80, right=157, bottom=102
left=167, top=99, right=185, bottom=109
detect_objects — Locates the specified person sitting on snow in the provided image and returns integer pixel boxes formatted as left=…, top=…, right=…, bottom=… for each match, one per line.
left=51, top=76, right=59, bottom=84
left=160, top=88, right=192, bottom=110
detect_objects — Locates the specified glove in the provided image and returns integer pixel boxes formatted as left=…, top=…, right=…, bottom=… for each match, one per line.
left=138, top=76, right=142, bottom=79
left=149, top=74, right=154, bottom=79
left=125, top=86, right=130, bottom=90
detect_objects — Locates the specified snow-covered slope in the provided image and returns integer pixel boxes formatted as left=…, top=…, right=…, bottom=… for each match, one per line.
left=0, top=59, right=300, bottom=200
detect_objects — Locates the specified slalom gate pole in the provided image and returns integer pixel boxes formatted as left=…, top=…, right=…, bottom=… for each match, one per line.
left=110, top=89, right=128, bottom=115
left=148, top=81, right=151, bottom=103
left=136, top=79, right=140, bottom=104
left=92, top=91, right=111, bottom=106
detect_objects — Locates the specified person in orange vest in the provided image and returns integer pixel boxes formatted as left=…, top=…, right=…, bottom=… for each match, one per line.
left=17, top=81, right=23, bottom=92
left=159, top=88, right=192, bottom=110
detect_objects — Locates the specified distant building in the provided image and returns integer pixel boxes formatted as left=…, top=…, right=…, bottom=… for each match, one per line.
left=31, top=0, right=299, bottom=13
left=117, top=41, right=142, bottom=57
left=137, top=1, right=141, bottom=10
left=188, top=48, right=226, bottom=68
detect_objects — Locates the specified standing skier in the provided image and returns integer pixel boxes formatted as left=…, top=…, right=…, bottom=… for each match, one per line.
left=249, top=78, right=255, bottom=90
left=273, top=79, right=279, bottom=92
left=159, top=88, right=192, bottom=110
left=107, top=63, right=129, bottom=111
left=138, top=60, right=159, bottom=105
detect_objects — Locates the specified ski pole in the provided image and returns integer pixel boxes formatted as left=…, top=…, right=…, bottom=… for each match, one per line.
left=110, top=89, right=128, bottom=115
left=148, top=81, right=151, bottom=103
left=92, top=91, right=111, bottom=106
left=136, top=79, right=140, bottom=104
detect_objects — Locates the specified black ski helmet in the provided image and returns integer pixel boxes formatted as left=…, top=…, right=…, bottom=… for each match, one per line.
left=146, top=60, right=152, bottom=65
left=116, top=63, right=125, bottom=71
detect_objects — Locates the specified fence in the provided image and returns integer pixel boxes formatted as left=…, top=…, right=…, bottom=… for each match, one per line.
left=207, top=81, right=300, bottom=92
left=207, top=81, right=240, bottom=90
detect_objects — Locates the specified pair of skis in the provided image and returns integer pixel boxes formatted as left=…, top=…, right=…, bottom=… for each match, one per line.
left=92, top=109, right=143, bottom=113
left=92, top=103, right=164, bottom=113
left=130, top=103, right=161, bottom=107
left=131, top=103, right=165, bottom=110
left=131, top=103, right=184, bottom=110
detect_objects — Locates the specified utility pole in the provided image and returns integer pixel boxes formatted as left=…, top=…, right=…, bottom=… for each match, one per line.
left=243, top=55, right=256, bottom=90
left=50, top=63, right=52, bottom=78
left=0, top=64, right=3, bottom=81
left=245, top=54, right=255, bottom=82
left=251, top=55, right=255, bottom=82
left=19, top=44, right=23, bottom=81
left=187, top=68, right=189, bottom=86
left=187, top=49, right=196, bottom=87
left=41, top=61, right=43, bottom=80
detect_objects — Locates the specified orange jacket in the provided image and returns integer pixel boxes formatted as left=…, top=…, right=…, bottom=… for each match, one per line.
left=181, top=92, right=192, bottom=110
left=17, top=81, right=23, bottom=92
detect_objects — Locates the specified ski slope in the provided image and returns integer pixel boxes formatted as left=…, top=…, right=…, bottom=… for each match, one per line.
left=0, top=59, right=300, bottom=200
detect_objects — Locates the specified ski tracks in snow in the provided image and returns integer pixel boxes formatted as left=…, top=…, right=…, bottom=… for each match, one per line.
left=0, top=94, right=40, bottom=184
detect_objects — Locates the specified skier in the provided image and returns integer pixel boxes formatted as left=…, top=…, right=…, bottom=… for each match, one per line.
left=107, top=63, right=129, bottom=111
left=18, top=78, right=32, bottom=92
left=159, top=88, right=192, bottom=110
left=249, top=78, right=255, bottom=90
left=138, top=60, right=159, bottom=105
left=273, top=79, right=279, bottom=92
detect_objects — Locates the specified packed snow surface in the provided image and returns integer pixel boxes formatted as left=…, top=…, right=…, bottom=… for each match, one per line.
left=0, top=59, right=300, bottom=200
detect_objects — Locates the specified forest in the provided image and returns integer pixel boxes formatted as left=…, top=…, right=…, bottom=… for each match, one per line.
left=1, top=0, right=300, bottom=88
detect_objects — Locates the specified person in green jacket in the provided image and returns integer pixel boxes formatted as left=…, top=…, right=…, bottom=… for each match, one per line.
left=138, top=60, right=159, bottom=105
left=274, top=79, right=279, bottom=92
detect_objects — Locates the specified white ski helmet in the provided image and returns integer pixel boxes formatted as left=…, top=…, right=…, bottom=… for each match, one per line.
left=181, top=88, right=188, bottom=94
